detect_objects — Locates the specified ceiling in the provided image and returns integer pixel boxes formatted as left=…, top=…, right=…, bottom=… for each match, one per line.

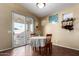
left=21, top=3, right=76, bottom=17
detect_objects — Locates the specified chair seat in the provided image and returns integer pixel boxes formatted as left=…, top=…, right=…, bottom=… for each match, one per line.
left=45, top=42, right=52, bottom=47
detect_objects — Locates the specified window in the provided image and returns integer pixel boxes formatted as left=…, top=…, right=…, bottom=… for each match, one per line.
left=49, top=14, right=58, bottom=24
left=14, top=22, right=25, bottom=34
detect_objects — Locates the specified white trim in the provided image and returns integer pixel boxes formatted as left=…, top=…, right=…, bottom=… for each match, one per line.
left=12, top=12, right=26, bottom=48
left=0, top=48, right=13, bottom=52
left=53, top=43, right=79, bottom=51
left=12, top=12, right=14, bottom=48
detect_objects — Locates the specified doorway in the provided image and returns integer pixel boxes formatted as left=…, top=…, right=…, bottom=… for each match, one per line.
left=12, top=12, right=34, bottom=48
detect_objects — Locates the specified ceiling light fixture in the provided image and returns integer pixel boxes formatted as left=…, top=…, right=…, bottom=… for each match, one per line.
left=36, top=3, right=46, bottom=8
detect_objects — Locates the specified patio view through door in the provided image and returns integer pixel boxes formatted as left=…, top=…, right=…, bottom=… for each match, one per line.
left=12, top=12, right=34, bottom=48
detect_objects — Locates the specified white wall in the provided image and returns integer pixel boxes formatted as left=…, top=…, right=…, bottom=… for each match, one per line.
left=41, top=4, right=79, bottom=50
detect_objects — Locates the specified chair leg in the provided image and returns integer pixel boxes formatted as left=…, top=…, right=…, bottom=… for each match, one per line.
left=49, top=44, right=52, bottom=55
left=39, top=47, right=41, bottom=54
left=45, top=46, right=48, bottom=55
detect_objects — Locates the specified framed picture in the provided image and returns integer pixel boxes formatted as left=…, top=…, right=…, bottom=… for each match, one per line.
left=63, top=13, right=73, bottom=20
left=49, top=14, right=58, bottom=24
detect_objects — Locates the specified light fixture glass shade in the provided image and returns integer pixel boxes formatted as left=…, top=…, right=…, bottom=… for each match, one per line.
left=36, top=3, right=45, bottom=8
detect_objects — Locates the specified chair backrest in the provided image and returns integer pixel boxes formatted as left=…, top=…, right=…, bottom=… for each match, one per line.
left=46, top=34, right=52, bottom=43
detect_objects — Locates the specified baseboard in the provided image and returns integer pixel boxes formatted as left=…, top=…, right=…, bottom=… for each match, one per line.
left=0, top=44, right=28, bottom=52
left=53, top=43, right=79, bottom=51
left=0, top=47, right=13, bottom=52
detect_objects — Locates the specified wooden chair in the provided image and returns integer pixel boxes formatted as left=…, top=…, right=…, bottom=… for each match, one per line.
left=39, top=34, right=52, bottom=55
left=45, top=34, right=52, bottom=52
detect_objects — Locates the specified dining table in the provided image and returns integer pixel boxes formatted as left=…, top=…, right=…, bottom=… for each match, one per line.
left=29, top=36, right=47, bottom=48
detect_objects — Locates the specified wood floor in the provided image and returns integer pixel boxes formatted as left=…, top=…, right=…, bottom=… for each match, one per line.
left=0, top=45, right=79, bottom=56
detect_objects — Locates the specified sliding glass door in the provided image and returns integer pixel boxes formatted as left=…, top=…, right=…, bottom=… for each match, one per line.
left=12, top=13, right=26, bottom=47
left=12, top=12, right=34, bottom=47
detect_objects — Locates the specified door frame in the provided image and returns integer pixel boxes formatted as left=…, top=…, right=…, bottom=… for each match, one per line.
left=12, top=12, right=26, bottom=48
left=11, top=12, right=35, bottom=48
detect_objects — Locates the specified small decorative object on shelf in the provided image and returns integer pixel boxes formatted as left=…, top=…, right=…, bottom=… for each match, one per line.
left=35, top=26, right=42, bottom=36
left=61, top=18, right=75, bottom=31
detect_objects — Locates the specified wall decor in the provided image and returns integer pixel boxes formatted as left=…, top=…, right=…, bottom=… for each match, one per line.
left=63, top=13, right=73, bottom=20
left=61, top=18, right=75, bottom=31
left=49, top=14, right=58, bottom=24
